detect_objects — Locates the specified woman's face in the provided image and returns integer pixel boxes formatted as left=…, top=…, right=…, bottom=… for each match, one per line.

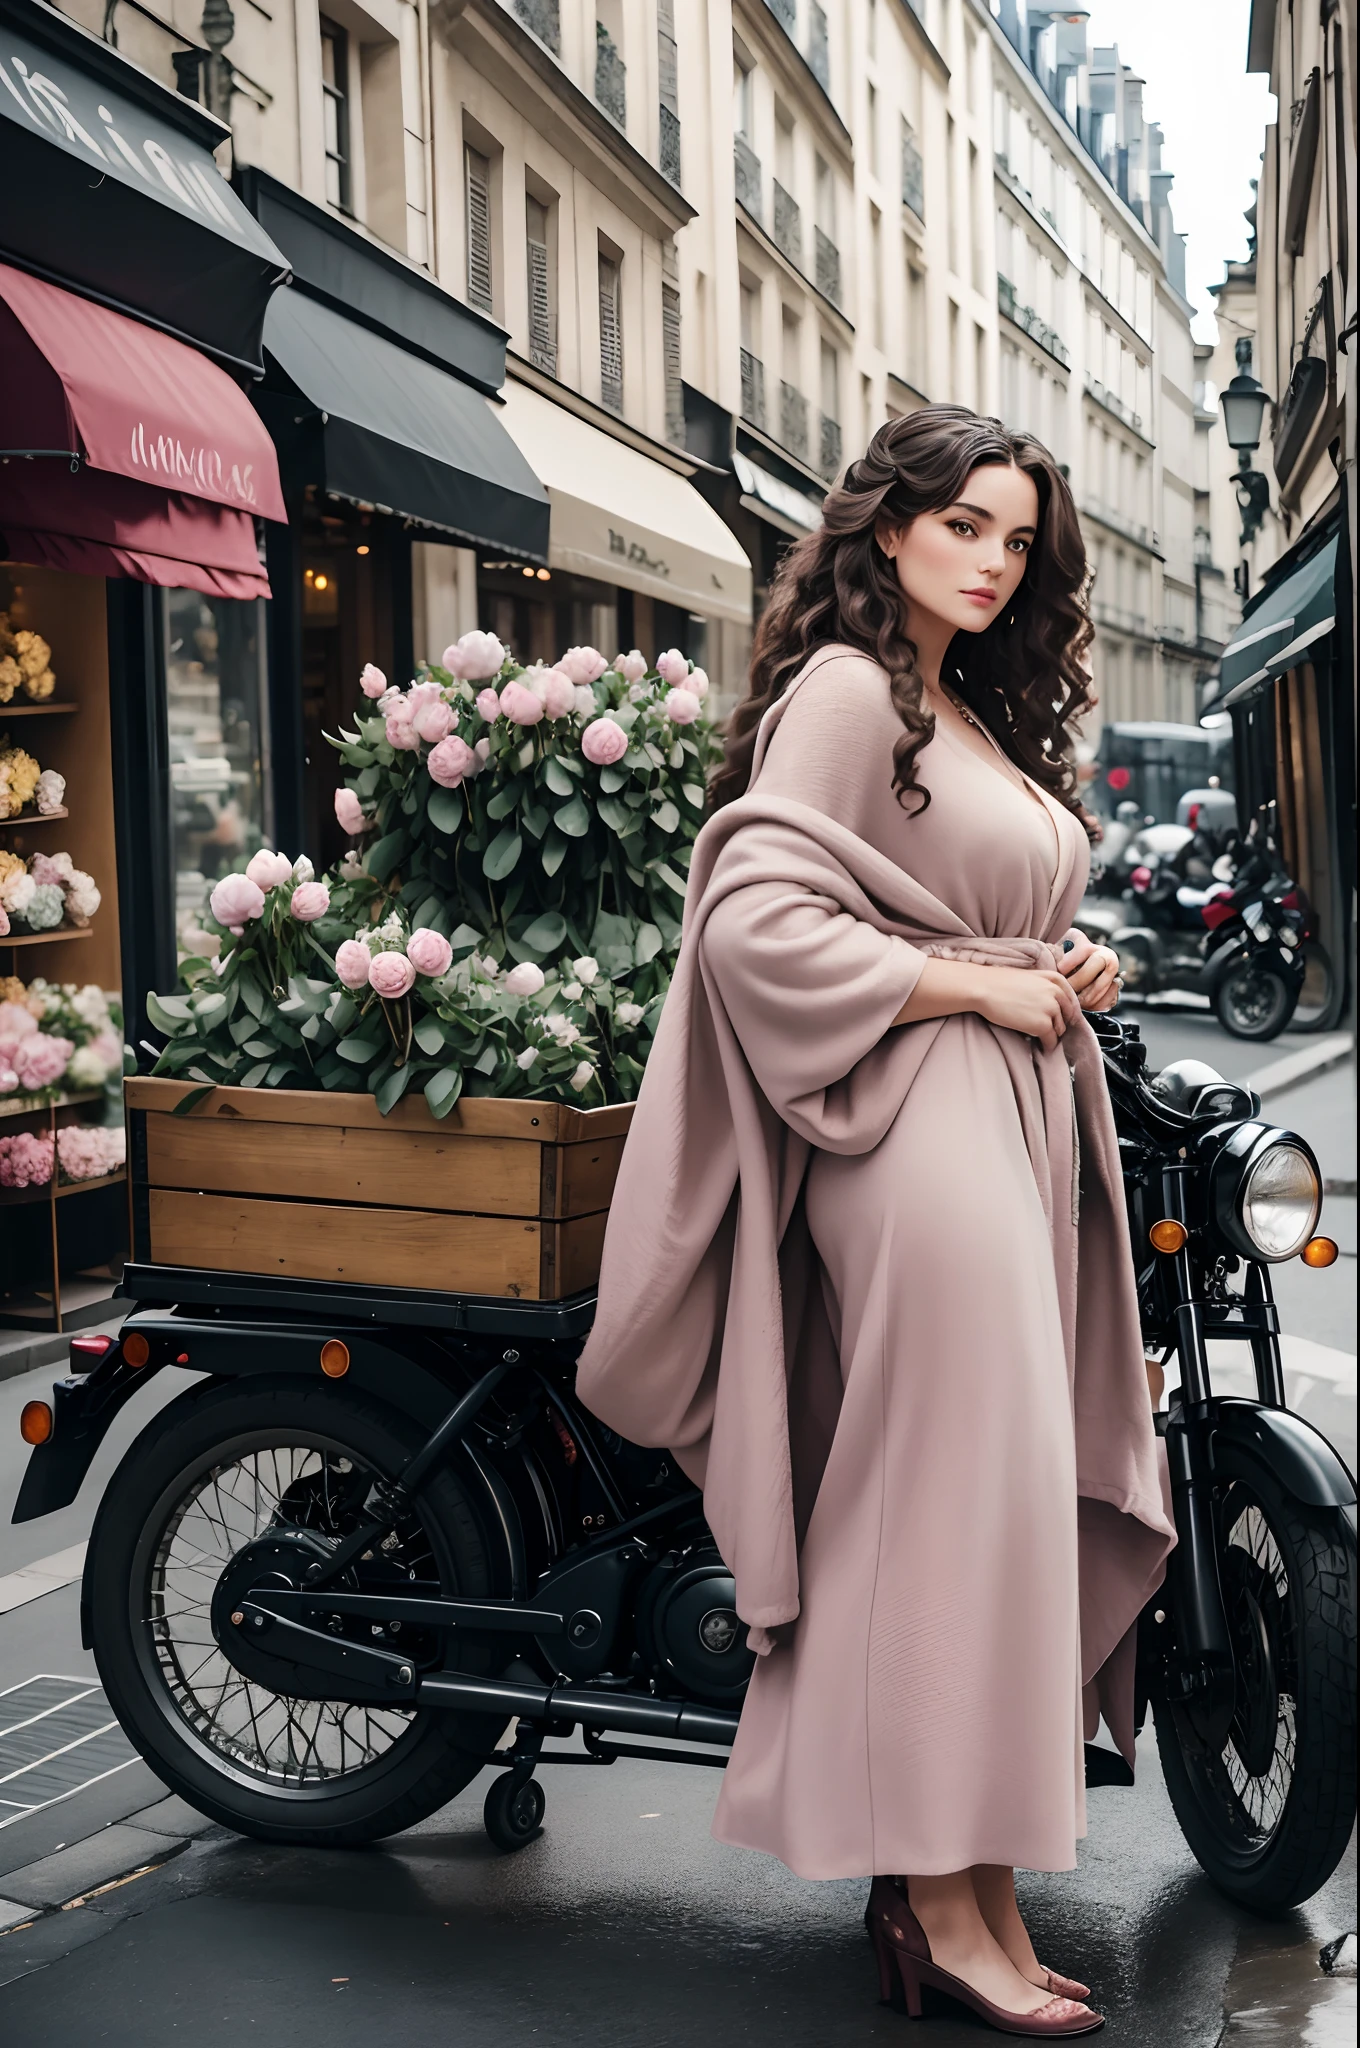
left=879, top=461, right=1039, bottom=638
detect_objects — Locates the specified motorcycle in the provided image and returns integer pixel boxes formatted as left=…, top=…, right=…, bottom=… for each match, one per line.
left=1076, top=826, right=1313, bottom=1042
left=12, top=1018, right=1356, bottom=1909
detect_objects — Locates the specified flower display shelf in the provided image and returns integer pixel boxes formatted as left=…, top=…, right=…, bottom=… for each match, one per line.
left=1, top=926, right=92, bottom=949
left=126, top=1077, right=635, bottom=1302
left=0, top=805, right=69, bottom=826
left=0, top=703, right=79, bottom=718
left=0, top=1094, right=126, bottom=1332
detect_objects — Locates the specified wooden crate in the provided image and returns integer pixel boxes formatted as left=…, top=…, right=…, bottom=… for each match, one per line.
left=125, top=1078, right=634, bottom=1300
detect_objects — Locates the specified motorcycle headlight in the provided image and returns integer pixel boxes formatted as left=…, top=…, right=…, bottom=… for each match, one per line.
left=1209, top=1125, right=1322, bottom=1262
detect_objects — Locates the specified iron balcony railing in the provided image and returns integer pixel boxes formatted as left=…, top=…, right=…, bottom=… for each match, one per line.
left=997, top=274, right=1070, bottom=366
left=513, top=0, right=560, bottom=55
left=819, top=413, right=842, bottom=480
left=1083, top=370, right=1144, bottom=434
left=595, top=23, right=626, bottom=127
left=740, top=349, right=767, bottom=431
left=659, top=104, right=682, bottom=186
left=734, top=133, right=762, bottom=222
left=781, top=380, right=809, bottom=460
left=773, top=180, right=802, bottom=265
left=901, top=133, right=924, bottom=217
left=814, top=226, right=841, bottom=305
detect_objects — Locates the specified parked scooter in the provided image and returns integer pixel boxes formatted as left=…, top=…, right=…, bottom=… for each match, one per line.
left=1075, top=817, right=1312, bottom=1041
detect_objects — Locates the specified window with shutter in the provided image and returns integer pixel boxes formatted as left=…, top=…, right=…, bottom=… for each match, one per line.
left=526, top=196, right=556, bottom=375
left=465, top=146, right=494, bottom=314
left=662, top=283, right=683, bottom=446
left=599, top=252, right=623, bottom=414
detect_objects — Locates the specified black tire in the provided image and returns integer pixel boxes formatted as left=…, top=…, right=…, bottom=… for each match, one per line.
left=88, top=1376, right=507, bottom=1847
left=1154, top=1464, right=1357, bottom=1911
left=483, top=1771, right=545, bottom=1852
left=1291, top=942, right=1338, bottom=1033
left=1214, top=959, right=1298, bottom=1041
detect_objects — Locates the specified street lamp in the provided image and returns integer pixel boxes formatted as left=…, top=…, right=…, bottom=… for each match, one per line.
left=1220, top=337, right=1271, bottom=555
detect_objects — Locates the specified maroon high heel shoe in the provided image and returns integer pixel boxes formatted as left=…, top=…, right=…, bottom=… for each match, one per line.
left=864, top=1882, right=1090, bottom=2004
left=866, top=1881, right=1104, bottom=2037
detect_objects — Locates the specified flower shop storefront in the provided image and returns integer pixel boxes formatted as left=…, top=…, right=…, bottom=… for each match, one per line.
left=0, top=1, right=288, bottom=1329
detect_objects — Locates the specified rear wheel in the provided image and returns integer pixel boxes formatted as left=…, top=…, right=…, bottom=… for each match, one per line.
left=1291, top=942, right=1337, bottom=1032
left=88, top=1377, right=507, bottom=1846
left=1214, top=958, right=1297, bottom=1040
left=1154, top=1465, right=1356, bottom=1911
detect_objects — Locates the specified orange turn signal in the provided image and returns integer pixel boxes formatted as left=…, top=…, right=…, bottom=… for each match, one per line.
left=320, top=1339, right=351, bottom=1378
left=1149, top=1219, right=1188, bottom=1254
left=20, top=1401, right=53, bottom=1446
left=1301, top=1237, right=1339, bottom=1268
left=122, top=1332, right=150, bottom=1369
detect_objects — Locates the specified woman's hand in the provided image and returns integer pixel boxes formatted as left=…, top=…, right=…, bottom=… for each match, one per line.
left=1056, top=930, right=1122, bottom=1013
left=972, top=966, right=1083, bottom=1052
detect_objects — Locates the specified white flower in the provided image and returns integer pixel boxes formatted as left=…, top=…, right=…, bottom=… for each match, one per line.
left=292, top=854, right=315, bottom=883
left=573, top=685, right=597, bottom=718
left=515, top=1045, right=538, bottom=1070
left=614, top=1000, right=645, bottom=1028
left=688, top=667, right=710, bottom=700
left=544, top=1014, right=579, bottom=1045
left=561, top=981, right=583, bottom=1001
left=72, top=984, right=108, bottom=1029
left=504, top=962, right=546, bottom=997
left=571, top=956, right=599, bottom=985
left=376, top=914, right=405, bottom=946
left=569, top=1060, right=595, bottom=1092
left=66, top=1044, right=108, bottom=1088
left=338, top=851, right=365, bottom=880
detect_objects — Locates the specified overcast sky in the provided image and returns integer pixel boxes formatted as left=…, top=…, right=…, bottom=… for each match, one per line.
left=1075, top=0, right=1277, bottom=341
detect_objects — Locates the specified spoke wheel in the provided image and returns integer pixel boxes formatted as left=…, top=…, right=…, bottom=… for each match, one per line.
left=1155, top=1467, right=1356, bottom=1911
left=89, top=1377, right=508, bottom=1845
left=1214, top=960, right=1296, bottom=1040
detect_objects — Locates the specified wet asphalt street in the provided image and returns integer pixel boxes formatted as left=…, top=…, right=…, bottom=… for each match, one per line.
left=0, top=1008, right=1353, bottom=2047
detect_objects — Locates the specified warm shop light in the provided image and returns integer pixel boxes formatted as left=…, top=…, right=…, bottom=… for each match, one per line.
left=314, top=573, right=329, bottom=591
left=356, top=544, right=370, bottom=556
left=20, top=1401, right=53, bottom=1446
left=320, top=1339, right=351, bottom=1378
left=1301, top=1237, right=1339, bottom=1268
left=1149, top=1219, right=1188, bottom=1254
left=122, top=1331, right=151, bottom=1368
left=536, top=568, right=551, bottom=581
left=522, top=565, right=535, bottom=578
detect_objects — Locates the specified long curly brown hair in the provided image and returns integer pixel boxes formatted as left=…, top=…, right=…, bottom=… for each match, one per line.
left=710, top=405, right=1095, bottom=821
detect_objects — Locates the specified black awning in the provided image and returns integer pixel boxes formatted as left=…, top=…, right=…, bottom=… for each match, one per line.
left=261, top=286, right=549, bottom=560
left=1217, top=531, right=1338, bottom=708
left=0, top=0, right=287, bottom=373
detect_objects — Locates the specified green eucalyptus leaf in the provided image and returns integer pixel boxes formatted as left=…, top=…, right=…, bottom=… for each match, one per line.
left=652, top=799, right=679, bottom=834
left=425, top=1064, right=464, bottom=1116
left=239, top=1059, right=272, bottom=1088
left=483, top=826, right=522, bottom=880
left=237, top=976, right=267, bottom=1021
left=375, top=1064, right=415, bottom=1114
left=541, top=830, right=568, bottom=878
left=520, top=911, right=567, bottom=953
left=473, top=1044, right=499, bottom=1075
left=681, top=782, right=705, bottom=809
left=335, top=1036, right=385, bottom=1065
left=486, top=784, right=521, bottom=821
left=146, top=992, right=191, bottom=1029
left=595, top=795, right=630, bottom=834
left=634, top=922, right=664, bottom=965
left=542, top=756, right=576, bottom=798
left=366, top=828, right=409, bottom=882
left=413, top=1015, right=447, bottom=1057
left=599, top=765, right=629, bottom=794
left=427, top=787, right=463, bottom=835
left=553, top=794, right=591, bottom=838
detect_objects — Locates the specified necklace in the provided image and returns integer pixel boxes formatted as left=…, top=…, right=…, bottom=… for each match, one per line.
left=933, top=680, right=982, bottom=731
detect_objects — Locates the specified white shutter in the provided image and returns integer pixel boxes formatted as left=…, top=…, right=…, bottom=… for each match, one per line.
left=465, top=147, right=493, bottom=314
left=599, top=254, right=623, bottom=413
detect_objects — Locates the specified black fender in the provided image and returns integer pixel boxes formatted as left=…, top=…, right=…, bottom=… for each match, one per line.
left=1210, top=1397, right=1356, bottom=1509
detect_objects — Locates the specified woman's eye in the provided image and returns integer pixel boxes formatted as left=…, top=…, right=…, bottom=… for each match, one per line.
left=1006, top=537, right=1031, bottom=553
left=948, top=520, right=976, bottom=537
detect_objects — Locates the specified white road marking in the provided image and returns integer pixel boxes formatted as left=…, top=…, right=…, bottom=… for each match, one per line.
left=0, top=1542, right=87, bottom=1615
left=1243, top=1033, right=1354, bottom=1100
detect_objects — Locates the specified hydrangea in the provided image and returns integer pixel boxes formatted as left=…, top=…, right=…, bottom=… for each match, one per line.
left=22, top=883, right=64, bottom=931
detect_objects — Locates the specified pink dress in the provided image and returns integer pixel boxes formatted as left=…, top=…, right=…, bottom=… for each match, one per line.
left=577, top=646, right=1174, bottom=1881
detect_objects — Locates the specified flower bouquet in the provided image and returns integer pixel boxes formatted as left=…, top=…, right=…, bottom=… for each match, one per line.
left=147, top=637, right=722, bottom=1118
left=0, top=849, right=100, bottom=934
left=0, top=980, right=126, bottom=1106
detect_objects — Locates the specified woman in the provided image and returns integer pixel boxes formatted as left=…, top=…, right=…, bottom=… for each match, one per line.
left=577, top=408, right=1174, bottom=2038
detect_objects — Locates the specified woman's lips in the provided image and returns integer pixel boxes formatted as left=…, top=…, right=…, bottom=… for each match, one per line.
left=962, top=588, right=997, bottom=604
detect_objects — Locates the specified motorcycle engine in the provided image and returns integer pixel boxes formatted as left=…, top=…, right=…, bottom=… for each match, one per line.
left=635, top=1545, right=755, bottom=1706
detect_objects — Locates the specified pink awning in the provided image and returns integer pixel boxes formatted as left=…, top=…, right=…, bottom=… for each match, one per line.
left=0, top=261, right=284, bottom=600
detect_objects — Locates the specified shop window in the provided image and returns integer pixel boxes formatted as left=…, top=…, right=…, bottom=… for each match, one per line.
left=526, top=192, right=557, bottom=376
left=662, top=282, right=683, bottom=446
left=465, top=145, right=495, bottom=315
left=164, top=589, right=273, bottom=960
left=598, top=247, right=624, bottom=414
left=320, top=18, right=353, bottom=216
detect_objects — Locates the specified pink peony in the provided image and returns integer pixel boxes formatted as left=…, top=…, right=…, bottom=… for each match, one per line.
left=499, top=680, right=545, bottom=726
left=30, top=850, right=73, bottom=887
left=503, top=961, right=545, bottom=996
left=334, top=786, right=368, bottom=835
left=14, top=1032, right=73, bottom=1090
left=57, top=1123, right=125, bottom=1181
left=412, top=696, right=453, bottom=744
left=581, top=716, right=629, bottom=766
left=0, top=1131, right=54, bottom=1186
left=475, top=687, right=501, bottom=721
left=385, top=711, right=420, bottom=750
left=688, top=666, right=710, bottom=699
left=368, top=950, right=416, bottom=998
left=541, top=669, right=577, bottom=719
left=90, top=1027, right=123, bottom=1070
left=663, top=686, right=701, bottom=725
left=209, top=873, right=266, bottom=933
left=407, top=928, right=454, bottom=977
left=559, top=646, right=609, bottom=685
left=617, top=650, right=648, bottom=684
left=448, top=630, right=506, bottom=681
left=245, top=849, right=293, bottom=891
left=335, top=940, right=373, bottom=989
left=359, top=663, right=388, bottom=699
left=655, top=647, right=689, bottom=684
left=0, top=1066, right=16, bottom=1093
left=0, top=1001, right=37, bottom=1048
left=290, top=881, right=331, bottom=922
left=573, top=685, right=597, bottom=717
left=0, top=906, right=7, bottom=938
left=427, top=736, right=477, bottom=788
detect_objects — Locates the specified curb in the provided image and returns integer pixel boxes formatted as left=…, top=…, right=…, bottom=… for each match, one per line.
left=1243, top=1033, right=1354, bottom=1101
left=0, top=1305, right=128, bottom=1387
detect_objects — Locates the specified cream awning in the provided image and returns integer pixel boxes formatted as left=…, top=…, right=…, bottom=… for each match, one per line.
left=497, top=380, right=752, bottom=624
